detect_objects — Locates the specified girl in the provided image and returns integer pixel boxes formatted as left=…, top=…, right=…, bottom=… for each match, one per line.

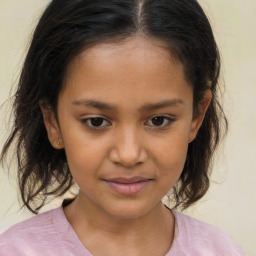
left=0, top=0, right=245, bottom=255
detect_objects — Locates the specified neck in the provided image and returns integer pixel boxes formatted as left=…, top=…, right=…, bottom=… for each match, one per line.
left=63, top=194, right=175, bottom=255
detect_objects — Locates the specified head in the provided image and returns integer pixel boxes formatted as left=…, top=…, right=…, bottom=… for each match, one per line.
left=1, top=0, right=227, bottom=214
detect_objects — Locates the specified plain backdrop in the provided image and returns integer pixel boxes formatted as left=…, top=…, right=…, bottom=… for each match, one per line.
left=0, top=0, right=255, bottom=255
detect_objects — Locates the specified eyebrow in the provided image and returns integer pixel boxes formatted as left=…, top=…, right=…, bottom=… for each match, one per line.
left=72, top=98, right=184, bottom=112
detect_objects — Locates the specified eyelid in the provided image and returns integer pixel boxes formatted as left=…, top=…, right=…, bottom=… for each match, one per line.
left=81, top=116, right=111, bottom=129
left=80, top=114, right=176, bottom=130
left=145, top=115, right=176, bottom=128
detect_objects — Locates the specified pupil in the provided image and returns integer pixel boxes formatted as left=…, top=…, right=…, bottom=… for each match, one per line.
left=91, top=118, right=103, bottom=126
left=152, top=117, right=164, bottom=126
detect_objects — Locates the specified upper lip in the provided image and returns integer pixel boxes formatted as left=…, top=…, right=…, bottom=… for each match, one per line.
left=104, top=176, right=152, bottom=184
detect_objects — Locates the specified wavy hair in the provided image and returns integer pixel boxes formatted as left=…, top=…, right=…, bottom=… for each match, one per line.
left=1, top=0, right=227, bottom=214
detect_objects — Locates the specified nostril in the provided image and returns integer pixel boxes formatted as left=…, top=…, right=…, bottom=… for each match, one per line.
left=109, top=146, right=148, bottom=167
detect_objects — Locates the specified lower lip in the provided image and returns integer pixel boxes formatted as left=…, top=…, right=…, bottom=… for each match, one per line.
left=104, top=180, right=151, bottom=195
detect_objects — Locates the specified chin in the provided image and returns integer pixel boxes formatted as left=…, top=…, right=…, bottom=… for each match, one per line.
left=103, top=199, right=159, bottom=220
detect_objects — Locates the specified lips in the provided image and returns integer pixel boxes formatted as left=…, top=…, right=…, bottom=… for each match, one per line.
left=104, top=177, right=152, bottom=195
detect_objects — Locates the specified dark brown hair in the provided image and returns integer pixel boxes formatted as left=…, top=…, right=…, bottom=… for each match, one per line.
left=1, top=0, right=227, bottom=214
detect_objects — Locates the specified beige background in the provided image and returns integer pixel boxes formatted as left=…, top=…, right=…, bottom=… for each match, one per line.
left=0, top=0, right=255, bottom=255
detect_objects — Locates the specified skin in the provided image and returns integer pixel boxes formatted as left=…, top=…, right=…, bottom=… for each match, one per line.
left=40, top=36, right=211, bottom=256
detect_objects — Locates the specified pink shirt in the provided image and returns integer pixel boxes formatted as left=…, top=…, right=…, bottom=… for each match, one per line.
left=0, top=206, right=245, bottom=255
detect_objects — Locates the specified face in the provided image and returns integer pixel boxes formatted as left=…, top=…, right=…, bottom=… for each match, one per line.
left=41, top=36, right=210, bottom=219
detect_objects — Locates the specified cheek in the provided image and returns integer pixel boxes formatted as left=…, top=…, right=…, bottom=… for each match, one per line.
left=61, top=129, right=109, bottom=185
left=153, top=133, right=189, bottom=181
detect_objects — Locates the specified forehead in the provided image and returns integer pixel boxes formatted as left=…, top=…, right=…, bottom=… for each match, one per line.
left=60, top=36, right=192, bottom=108
left=66, top=36, right=180, bottom=80
left=78, top=36, right=172, bottom=62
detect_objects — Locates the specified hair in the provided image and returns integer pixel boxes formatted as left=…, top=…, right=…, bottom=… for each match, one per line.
left=1, top=0, right=227, bottom=214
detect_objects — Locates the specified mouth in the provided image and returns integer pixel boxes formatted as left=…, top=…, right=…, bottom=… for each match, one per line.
left=103, top=177, right=153, bottom=195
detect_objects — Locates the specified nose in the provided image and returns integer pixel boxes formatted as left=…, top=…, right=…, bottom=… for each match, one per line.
left=109, top=126, right=148, bottom=167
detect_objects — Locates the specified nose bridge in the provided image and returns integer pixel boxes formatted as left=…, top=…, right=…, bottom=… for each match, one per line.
left=109, top=124, right=147, bottom=167
left=119, top=124, right=139, bottom=150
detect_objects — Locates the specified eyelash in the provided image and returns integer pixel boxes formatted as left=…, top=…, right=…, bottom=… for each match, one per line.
left=81, top=115, right=175, bottom=130
left=145, top=116, right=175, bottom=128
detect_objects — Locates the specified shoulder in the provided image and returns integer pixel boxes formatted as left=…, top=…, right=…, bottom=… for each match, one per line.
left=0, top=207, right=64, bottom=255
left=0, top=207, right=58, bottom=238
left=170, top=211, right=246, bottom=256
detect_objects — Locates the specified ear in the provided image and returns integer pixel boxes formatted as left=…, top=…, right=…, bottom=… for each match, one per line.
left=39, top=100, right=64, bottom=149
left=188, top=90, right=212, bottom=143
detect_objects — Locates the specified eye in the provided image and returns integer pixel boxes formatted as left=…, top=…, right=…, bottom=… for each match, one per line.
left=145, top=115, right=175, bottom=128
left=82, top=117, right=111, bottom=128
